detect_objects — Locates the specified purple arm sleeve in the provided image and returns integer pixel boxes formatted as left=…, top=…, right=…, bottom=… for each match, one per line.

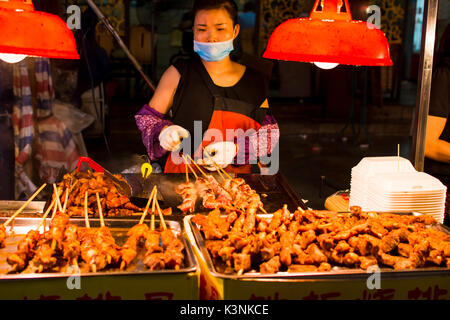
left=235, top=114, right=280, bottom=165
left=135, top=104, right=173, bottom=161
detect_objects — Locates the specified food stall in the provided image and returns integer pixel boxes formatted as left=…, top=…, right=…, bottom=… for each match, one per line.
left=0, top=161, right=448, bottom=300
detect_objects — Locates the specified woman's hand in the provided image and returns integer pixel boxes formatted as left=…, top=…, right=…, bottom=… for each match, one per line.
left=158, top=125, right=190, bottom=151
left=198, top=141, right=238, bottom=171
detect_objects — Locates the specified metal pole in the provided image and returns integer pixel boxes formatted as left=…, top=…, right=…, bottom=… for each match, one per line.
left=413, top=0, right=439, bottom=171
left=85, top=0, right=156, bottom=92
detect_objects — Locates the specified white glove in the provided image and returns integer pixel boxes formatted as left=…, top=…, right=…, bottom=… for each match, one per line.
left=197, top=141, right=238, bottom=171
left=158, top=125, right=189, bottom=151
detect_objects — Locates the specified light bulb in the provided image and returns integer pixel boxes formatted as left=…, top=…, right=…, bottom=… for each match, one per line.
left=0, top=53, right=27, bottom=64
left=314, top=62, right=339, bottom=69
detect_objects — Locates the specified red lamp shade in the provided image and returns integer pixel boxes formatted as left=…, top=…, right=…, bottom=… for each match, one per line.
left=0, top=0, right=79, bottom=60
left=263, top=0, right=392, bottom=66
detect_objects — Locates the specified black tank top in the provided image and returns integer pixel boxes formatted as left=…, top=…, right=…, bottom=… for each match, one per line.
left=170, top=55, right=268, bottom=137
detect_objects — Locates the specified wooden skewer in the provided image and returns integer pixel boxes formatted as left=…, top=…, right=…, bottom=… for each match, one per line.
left=139, top=186, right=157, bottom=225
left=237, top=268, right=244, bottom=276
left=59, top=180, right=79, bottom=216
left=69, top=180, right=79, bottom=192
left=151, top=189, right=157, bottom=231
left=185, top=160, right=189, bottom=183
left=154, top=194, right=166, bottom=231
left=95, top=192, right=105, bottom=228
left=182, top=155, right=198, bottom=180
left=202, top=146, right=232, bottom=180
left=259, top=206, right=268, bottom=214
left=3, top=183, right=47, bottom=227
left=51, top=196, right=58, bottom=219
left=62, top=187, right=69, bottom=214
left=36, top=197, right=57, bottom=231
left=84, top=191, right=90, bottom=229
left=185, top=154, right=208, bottom=179
left=297, top=206, right=305, bottom=214
left=53, top=183, right=63, bottom=212
left=51, top=186, right=64, bottom=219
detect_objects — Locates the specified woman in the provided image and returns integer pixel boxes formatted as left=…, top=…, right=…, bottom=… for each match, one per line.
left=135, top=0, right=279, bottom=174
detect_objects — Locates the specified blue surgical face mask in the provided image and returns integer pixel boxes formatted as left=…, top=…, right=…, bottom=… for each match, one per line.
left=193, top=38, right=234, bottom=62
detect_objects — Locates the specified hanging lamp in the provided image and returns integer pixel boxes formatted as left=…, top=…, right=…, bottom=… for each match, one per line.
left=0, top=0, right=79, bottom=63
left=263, top=0, right=393, bottom=68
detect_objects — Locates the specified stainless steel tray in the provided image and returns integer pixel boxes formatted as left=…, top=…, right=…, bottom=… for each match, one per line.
left=187, top=213, right=450, bottom=280
left=0, top=217, right=197, bottom=280
left=0, top=201, right=46, bottom=218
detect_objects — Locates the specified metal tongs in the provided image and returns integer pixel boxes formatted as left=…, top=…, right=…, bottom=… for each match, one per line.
left=75, top=157, right=133, bottom=198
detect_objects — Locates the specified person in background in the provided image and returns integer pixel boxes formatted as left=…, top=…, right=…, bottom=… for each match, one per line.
left=425, top=22, right=450, bottom=225
left=135, top=0, right=279, bottom=174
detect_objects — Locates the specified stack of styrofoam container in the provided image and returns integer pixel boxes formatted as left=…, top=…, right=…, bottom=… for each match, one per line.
left=349, top=157, right=447, bottom=223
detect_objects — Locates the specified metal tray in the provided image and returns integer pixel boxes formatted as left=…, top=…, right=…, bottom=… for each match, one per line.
left=0, top=201, right=46, bottom=218
left=187, top=213, right=450, bottom=280
left=0, top=217, right=197, bottom=280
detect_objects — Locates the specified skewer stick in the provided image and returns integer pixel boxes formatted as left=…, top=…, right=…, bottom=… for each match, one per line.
left=154, top=195, right=166, bottom=231
left=185, top=161, right=189, bottom=183
left=69, top=180, right=79, bottom=192
left=202, top=147, right=232, bottom=180
left=139, top=186, right=157, bottom=225
left=182, top=155, right=198, bottom=180
left=36, top=197, right=57, bottom=231
left=62, top=187, right=69, bottom=213
left=84, top=191, right=90, bottom=229
left=95, top=192, right=105, bottom=228
left=3, top=183, right=47, bottom=227
left=59, top=180, right=79, bottom=216
left=51, top=186, right=64, bottom=219
left=185, top=154, right=208, bottom=179
left=51, top=196, right=58, bottom=218
left=52, top=183, right=63, bottom=212
left=259, top=206, right=268, bottom=214
left=151, top=189, right=157, bottom=231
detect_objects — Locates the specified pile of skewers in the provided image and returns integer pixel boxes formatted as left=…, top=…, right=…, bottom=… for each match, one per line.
left=192, top=205, right=450, bottom=275
left=53, top=171, right=142, bottom=217
left=175, top=152, right=266, bottom=214
left=4, top=183, right=185, bottom=274
left=119, top=186, right=185, bottom=271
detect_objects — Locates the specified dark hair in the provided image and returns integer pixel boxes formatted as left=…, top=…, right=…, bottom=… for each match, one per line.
left=192, top=0, right=239, bottom=26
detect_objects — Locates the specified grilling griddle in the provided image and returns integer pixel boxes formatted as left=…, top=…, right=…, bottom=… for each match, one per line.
left=123, top=172, right=307, bottom=215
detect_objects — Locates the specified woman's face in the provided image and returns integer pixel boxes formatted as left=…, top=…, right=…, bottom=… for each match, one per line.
left=193, top=8, right=239, bottom=43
